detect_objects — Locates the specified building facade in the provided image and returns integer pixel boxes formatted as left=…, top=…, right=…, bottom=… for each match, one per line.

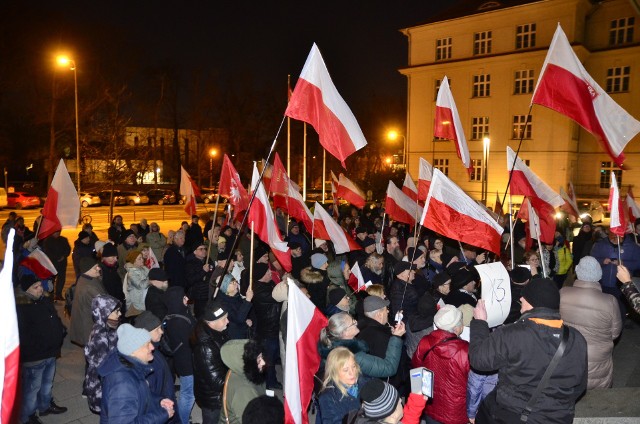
left=400, top=0, right=640, bottom=208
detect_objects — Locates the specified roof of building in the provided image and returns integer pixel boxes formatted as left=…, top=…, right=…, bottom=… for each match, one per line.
left=407, top=0, right=545, bottom=27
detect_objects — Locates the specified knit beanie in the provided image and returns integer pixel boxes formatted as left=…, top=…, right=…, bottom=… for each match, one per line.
left=19, top=273, right=39, bottom=292
left=126, top=249, right=142, bottom=264
left=434, top=304, right=462, bottom=332
left=328, top=288, right=347, bottom=306
left=116, top=324, right=151, bottom=356
left=148, top=268, right=168, bottom=282
left=311, top=253, right=328, bottom=269
left=133, top=311, right=162, bottom=332
left=220, top=273, right=236, bottom=294
left=78, top=230, right=90, bottom=241
left=102, top=243, right=117, bottom=258
left=202, top=299, right=228, bottom=322
left=575, top=256, right=603, bottom=282
left=314, top=239, right=327, bottom=248
left=521, top=278, right=560, bottom=310
left=79, top=257, right=97, bottom=274
left=360, top=379, right=399, bottom=419
left=252, top=263, right=270, bottom=280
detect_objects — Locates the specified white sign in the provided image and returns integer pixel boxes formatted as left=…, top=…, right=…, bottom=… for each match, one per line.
left=476, top=262, right=511, bottom=328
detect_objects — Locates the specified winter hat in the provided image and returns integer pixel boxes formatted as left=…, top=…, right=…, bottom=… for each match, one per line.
left=148, top=268, right=168, bottom=282
left=314, top=239, right=327, bottom=248
left=355, top=226, right=367, bottom=235
left=361, top=237, right=375, bottom=248
left=575, top=256, right=603, bottom=282
left=79, top=257, right=97, bottom=274
left=521, top=278, right=560, bottom=310
left=102, top=243, right=117, bottom=258
left=116, top=324, right=151, bottom=356
left=363, top=296, right=390, bottom=313
left=126, top=249, right=142, bottom=264
left=252, top=263, right=270, bottom=280
left=360, top=379, right=400, bottom=419
left=220, top=273, right=236, bottom=294
left=287, top=241, right=301, bottom=250
left=451, top=268, right=477, bottom=290
left=311, top=253, right=328, bottom=269
left=78, top=230, right=90, bottom=241
left=509, top=267, right=532, bottom=284
left=434, top=304, right=463, bottom=332
left=394, top=261, right=414, bottom=276
left=133, top=311, right=162, bottom=332
left=202, top=299, right=228, bottom=322
left=288, top=221, right=299, bottom=231
left=19, top=273, right=40, bottom=292
left=432, top=272, right=451, bottom=288
left=94, top=240, right=106, bottom=254
left=218, top=236, right=227, bottom=244
left=411, top=295, right=438, bottom=331
left=122, top=229, right=136, bottom=241
left=328, top=288, right=347, bottom=306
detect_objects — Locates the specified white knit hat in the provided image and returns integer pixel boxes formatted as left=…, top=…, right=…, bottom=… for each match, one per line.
left=434, top=304, right=463, bottom=332
left=575, top=256, right=603, bottom=282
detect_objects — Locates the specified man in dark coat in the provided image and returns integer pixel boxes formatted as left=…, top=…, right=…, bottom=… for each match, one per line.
left=185, top=242, right=214, bottom=319
left=72, top=230, right=95, bottom=279
left=107, top=215, right=125, bottom=245
left=42, top=230, right=71, bottom=301
left=192, top=299, right=230, bottom=423
left=185, top=215, right=204, bottom=253
left=164, top=230, right=187, bottom=288
left=145, top=268, right=169, bottom=320
left=444, top=266, right=479, bottom=307
left=389, top=261, right=419, bottom=325
left=289, top=241, right=310, bottom=280
left=99, top=243, right=124, bottom=312
left=382, top=236, right=401, bottom=290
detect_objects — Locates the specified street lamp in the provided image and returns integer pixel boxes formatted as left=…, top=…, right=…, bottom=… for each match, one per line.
left=482, top=136, right=490, bottom=203
left=387, top=130, right=407, bottom=169
left=56, top=55, right=80, bottom=194
left=209, top=148, right=218, bottom=188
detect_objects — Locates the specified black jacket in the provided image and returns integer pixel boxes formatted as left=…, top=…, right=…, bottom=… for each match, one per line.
left=444, top=289, right=478, bottom=308
left=389, top=278, right=419, bottom=324
left=185, top=254, right=213, bottom=300
left=252, top=280, right=281, bottom=338
left=164, top=244, right=187, bottom=288
left=191, top=321, right=229, bottom=410
left=357, top=316, right=391, bottom=358
left=100, top=262, right=125, bottom=306
left=382, top=252, right=398, bottom=291
left=163, top=287, right=197, bottom=377
left=145, top=285, right=168, bottom=321
left=218, top=292, right=253, bottom=340
left=16, top=292, right=65, bottom=362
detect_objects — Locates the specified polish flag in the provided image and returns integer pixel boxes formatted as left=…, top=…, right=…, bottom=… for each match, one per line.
left=347, top=261, right=371, bottom=292
left=559, top=185, right=580, bottom=220
left=284, top=281, right=328, bottom=424
left=609, top=172, right=626, bottom=237
left=626, top=189, right=640, bottom=222
left=0, top=229, right=20, bottom=423
left=507, top=147, right=564, bottom=244
left=402, top=172, right=419, bottom=202
left=19, top=249, right=58, bottom=279
left=385, top=181, right=422, bottom=226
left=418, top=158, right=433, bottom=202
left=286, top=179, right=314, bottom=232
left=532, top=24, right=640, bottom=167
left=313, top=202, right=362, bottom=254
left=261, top=160, right=273, bottom=193
left=525, top=198, right=541, bottom=250
left=493, top=191, right=504, bottom=217
left=38, top=159, right=80, bottom=240
left=330, top=171, right=340, bottom=217
left=248, top=164, right=292, bottom=271
left=271, top=154, right=290, bottom=212
left=219, top=155, right=250, bottom=212
left=420, top=169, right=503, bottom=254
left=336, top=174, right=366, bottom=209
left=180, top=166, right=199, bottom=217
left=285, top=44, right=368, bottom=167
left=434, top=76, right=472, bottom=174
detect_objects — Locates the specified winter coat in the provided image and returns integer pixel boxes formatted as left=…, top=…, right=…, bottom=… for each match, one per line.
left=83, top=295, right=121, bottom=413
left=252, top=280, right=281, bottom=339
left=146, top=232, right=167, bottom=264
left=317, top=376, right=368, bottom=424
left=145, top=285, right=168, bottom=321
left=72, top=239, right=95, bottom=277
left=470, top=308, right=588, bottom=424
left=98, top=349, right=170, bottom=424
left=219, top=339, right=266, bottom=424
left=124, top=264, right=150, bottom=312
left=162, top=287, right=196, bottom=377
left=390, top=278, right=419, bottom=324
left=108, top=224, right=125, bottom=245
left=411, top=329, right=469, bottom=424
left=218, top=292, right=253, bottom=340
left=185, top=254, right=213, bottom=301
left=318, top=337, right=402, bottom=378
left=560, top=280, right=622, bottom=389
left=100, top=261, right=125, bottom=307
left=357, top=316, right=391, bottom=358
left=15, top=290, right=65, bottom=363
left=302, top=267, right=330, bottom=312
left=69, top=274, right=107, bottom=346
left=42, top=235, right=71, bottom=270
left=572, top=230, right=592, bottom=265
left=185, top=223, right=204, bottom=252
left=555, top=246, right=572, bottom=275
left=164, top=244, right=187, bottom=288
left=191, top=321, right=229, bottom=410
left=444, top=289, right=478, bottom=308
left=382, top=251, right=398, bottom=290
left=590, top=237, right=640, bottom=288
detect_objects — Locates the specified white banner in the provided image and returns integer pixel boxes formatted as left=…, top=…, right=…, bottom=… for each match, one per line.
left=476, top=262, right=511, bottom=328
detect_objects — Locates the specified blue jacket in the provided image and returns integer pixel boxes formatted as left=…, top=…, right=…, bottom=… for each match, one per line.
left=317, top=376, right=368, bottom=424
left=590, top=237, right=640, bottom=288
left=98, top=349, right=170, bottom=424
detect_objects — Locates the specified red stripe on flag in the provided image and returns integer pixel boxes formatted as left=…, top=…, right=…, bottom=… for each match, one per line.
left=386, top=195, right=417, bottom=226
left=510, top=170, right=558, bottom=243
left=1, top=346, right=19, bottom=424
left=38, top=188, right=62, bottom=240
left=434, top=106, right=457, bottom=141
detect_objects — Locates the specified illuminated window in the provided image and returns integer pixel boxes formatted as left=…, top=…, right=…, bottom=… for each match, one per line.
left=434, top=159, right=449, bottom=176
left=512, top=115, right=532, bottom=139
left=471, top=117, right=490, bottom=140
left=610, top=17, right=635, bottom=45
left=606, top=66, right=630, bottom=93
left=474, top=31, right=492, bottom=55
left=516, top=23, right=536, bottom=49
left=514, top=69, right=534, bottom=94
left=600, top=162, right=622, bottom=189
left=473, top=74, right=491, bottom=97
left=436, top=37, right=452, bottom=61
left=470, top=159, right=483, bottom=181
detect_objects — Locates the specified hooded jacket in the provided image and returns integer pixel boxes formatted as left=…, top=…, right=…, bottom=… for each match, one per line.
left=162, top=286, right=196, bottom=377
left=124, top=263, right=149, bottom=312
left=72, top=239, right=95, bottom=277
left=218, top=292, right=253, bottom=340
left=301, top=267, right=329, bottom=311
left=192, top=320, right=229, bottom=410
left=69, top=273, right=107, bottom=346
left=83, top=295, right=121, bottom=413
left=15, top=289, right=65, bottom=363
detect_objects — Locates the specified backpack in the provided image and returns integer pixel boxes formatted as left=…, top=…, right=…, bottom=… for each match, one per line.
left=161, top=314, right=192, bottom=354
left=64, top=282, right=77, bottom=318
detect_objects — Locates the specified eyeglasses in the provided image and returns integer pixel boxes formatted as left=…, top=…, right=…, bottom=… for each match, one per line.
left=347, top=319, right=358, bottom=329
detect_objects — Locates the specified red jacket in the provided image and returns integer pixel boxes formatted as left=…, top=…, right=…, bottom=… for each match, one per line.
left=411, top=329, right=469, bottom=424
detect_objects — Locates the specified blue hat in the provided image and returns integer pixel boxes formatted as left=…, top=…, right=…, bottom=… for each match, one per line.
left=220, top=273, right=236, bottom=294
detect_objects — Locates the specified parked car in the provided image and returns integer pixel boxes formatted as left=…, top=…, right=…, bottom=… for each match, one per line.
left=80, top=192, right=101, bottom=208
left=7, top=192, right=40, bottom=209
left=146, top=189, right=177, bottom=205
left=120, top=191, right=150, bottom=206
left=200, top=188, right=218, bottom=204
left=98, top=190, right=126, bottom=206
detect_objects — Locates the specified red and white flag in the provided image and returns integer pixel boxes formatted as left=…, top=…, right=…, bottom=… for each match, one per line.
left=145, top=247, right=160, bottom=270
left=532, top=24, right=640, bottom=167
left=609, top=172, right=626, bottom=236
left=313, top=202, right=362, bottom=254
left=525, top=198, right=541, bottom=250
left=402, top=172, right=418, bottom=202
left=559, top=185, right=580, bottom=220
left=219, top=154, right=250, bottom=213
left=493, top=191, right=504, bottom=218
left=248, top=164, right=292, bottom=271
left=330, top=171, right=340, bottom=217
left=347, top=261, right=370, bottom=292
left=284, top=281, right=328, bottom=424
left=507, top=147, right=564, bottom=244
left=286, top=179, right=314, bottom=232
left=420, top=169, right=503, bottom=254
left=269, top=153, right=289, bottom=197
left=38, top=159, right=80, bottom=240
left=336, top=174, right=366, bottom=209
left=385, top=181, right=422, bottom=226
left=19, top=249, right=58, bottom=280
left=180, top=166, right=199, bottom=217
left=285, top=44, right=368, bottom=167
left=0, top=229, right=20, bottom=423
left=418, top=158, right=433, bottom=202
left=434, top=76, right=472, bottom=174
left=626, top=189, right=640, bottom=223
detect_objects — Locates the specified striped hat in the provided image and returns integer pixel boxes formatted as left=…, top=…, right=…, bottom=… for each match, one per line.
left=360, top=379, right=399, bottom=419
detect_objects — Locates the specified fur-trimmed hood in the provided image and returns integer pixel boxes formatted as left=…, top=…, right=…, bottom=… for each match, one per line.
left=300, top=267, right=324, bottom=284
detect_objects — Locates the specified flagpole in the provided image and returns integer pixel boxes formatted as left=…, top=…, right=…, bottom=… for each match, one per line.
left=501, top=105, right=533, bottom=209
left=509, top=195, right=515, bottom=268
left=617, top=235, right=623, bottom=265
left=322, top=149, right=326, bottom=203
left=250, top=222, right=255, bottom=291
left=287, top=74, right=291, bottom=176
left=303, top=122, right=307, bottom=201
left=535, top=219, right=548, bottom=278
left=377, top=213, right=386, bottom=254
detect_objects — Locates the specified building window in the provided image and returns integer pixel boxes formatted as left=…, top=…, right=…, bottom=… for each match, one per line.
left=473, top=74, right=491, bottom=97
left=434, top=159, right=449, bottom=176
left=600, top=161, right=622, bottom=188
left=516, top=23, right=536, bottom=49
left=474, top=31, right=492, bottom=55
left=471, top=117, right=490, bottom=140
left=606, top=66, right=630, bottom=93
left=434, top=79, right=452, bottom=100
left=436, top=37, right=452, bottom=61
left=610, top=17, right=635, bottom=45
left=512, top=115, right=532, bottom=139
left=514, top=69, right=534, bottom=94
left=470, top=159, right=483, bottom=181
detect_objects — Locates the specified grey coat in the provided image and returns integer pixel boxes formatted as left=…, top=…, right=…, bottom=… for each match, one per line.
left=69, top=274, right=107, bottom=346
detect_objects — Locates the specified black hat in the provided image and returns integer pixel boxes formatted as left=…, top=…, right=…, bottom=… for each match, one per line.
left=361, top=237, right=375, bottom=248
left=394, top=261, right=414, bottom=276
left=202, top=299, right=228, bottom=322
left=406, top=247, right=424, bottom=262
left=79, top=257, right=97, bottom=274
left=411, top=294, right=438, bottom=331
left=287, top=241, right=301, bottom=250
left=521, top=278, right=560, bottom=310
left=122, top=229, right=136, bottom=240
left=19, top=273, right=39, bottom=292
left=360, top=379, right=399, bottom=419
left=328, top=288, right=347, bottom=306
left=446, top=261, right=467, bottom=276
left=252, top=263, right=270, bottom=280
left=78, top=230, right=90, bottom=240
left=451, top=268, right=477, bottom=290
left=102, top=243, right=118, bottom=258
left=355, top=226, right=367, bottom=235
left=254, top=244, right=268, bottom=260
left=133, top=311, right=162, bottom=332
left=509, top=267, right=531, bottom=284
left=432, top=272, right=451, bottom=288
left=149, top=268, right=168, bottom=282
left=222, top=225, right=232, bottom=233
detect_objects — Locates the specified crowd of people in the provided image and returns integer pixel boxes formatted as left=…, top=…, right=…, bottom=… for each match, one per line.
left=5, top=202, right=640, bottom=424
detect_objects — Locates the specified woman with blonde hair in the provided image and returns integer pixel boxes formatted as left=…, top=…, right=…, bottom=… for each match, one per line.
left=317, top=347, right=368, bottom=424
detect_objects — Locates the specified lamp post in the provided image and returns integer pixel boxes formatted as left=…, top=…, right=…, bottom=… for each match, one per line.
left=387, top=130, right=407, bottom=169
left=56, top=55, right=80, bottom=194
left=482, top=136, right=490, bottom=203
left=209, top=148, right=218, bottom=188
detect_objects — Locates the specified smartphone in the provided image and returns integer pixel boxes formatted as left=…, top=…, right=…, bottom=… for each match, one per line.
left=409, top=367, right=434, bottom=398
left=394, top=311, right=403, bottom=323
